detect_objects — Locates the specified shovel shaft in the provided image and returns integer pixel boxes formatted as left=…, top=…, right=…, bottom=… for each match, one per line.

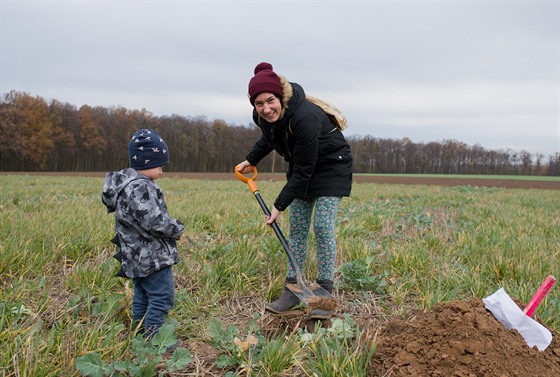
left=234, top=165, right=337, bottom=311
left=253, top=192, right=303, bottom=281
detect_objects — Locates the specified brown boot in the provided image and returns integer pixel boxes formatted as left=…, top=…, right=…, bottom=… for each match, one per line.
left=308, top=279, right=334, bottom=320
left=265, top=277, right=300, bottom=314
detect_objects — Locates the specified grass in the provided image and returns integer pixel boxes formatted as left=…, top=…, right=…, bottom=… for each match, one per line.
left=358, top=173, right=560, bottom=181
left=1, top=174, right=559, bottom=376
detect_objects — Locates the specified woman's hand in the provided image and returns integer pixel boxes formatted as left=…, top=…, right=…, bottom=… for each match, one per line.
left=235, top=160, right=253, bottom=174
left=235, top=160, right=278, bottom=225
left=266, top=206, right=280, bottom=225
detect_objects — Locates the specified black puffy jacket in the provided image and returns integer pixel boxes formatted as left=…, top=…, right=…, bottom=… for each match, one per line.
left=246, top=79, right=352, bottom=211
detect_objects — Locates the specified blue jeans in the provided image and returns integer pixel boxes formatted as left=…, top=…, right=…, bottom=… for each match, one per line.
left=132, top=266, right=175, bottom=337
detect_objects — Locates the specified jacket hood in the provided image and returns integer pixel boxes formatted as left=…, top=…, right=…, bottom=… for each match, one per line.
left=101, top=168, right=146, bottom=212
left=279, top=75, right=293, bottom=109
left=279, top=75, right=307, bottom=119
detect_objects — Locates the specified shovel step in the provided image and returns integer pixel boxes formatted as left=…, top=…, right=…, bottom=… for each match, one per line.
left=286, top=283, right=337, bottom=312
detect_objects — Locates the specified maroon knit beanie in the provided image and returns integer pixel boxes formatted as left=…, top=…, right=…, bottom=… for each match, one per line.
left=248, top=62, right=283, bottom=104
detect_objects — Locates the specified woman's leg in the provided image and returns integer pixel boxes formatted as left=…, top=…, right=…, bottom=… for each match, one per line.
left=307, top=196, right=341, bottom=320
left=287, top=198, right=313, bottom=278
left=313, top=196, right=341, bottom=281
left=265, top=198, right=312, bottom=313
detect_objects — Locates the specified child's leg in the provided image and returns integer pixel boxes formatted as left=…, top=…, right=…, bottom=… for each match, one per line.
left=141, top=267, right=175, bottom=337
left=313, top=197, right=341, bottom=281
left=132, top=279, right=149, bottom=332
left=287, top=198, right=313, bottom=278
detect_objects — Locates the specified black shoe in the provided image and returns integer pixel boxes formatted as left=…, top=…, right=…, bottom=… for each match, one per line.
left=265, top=278, right=300, bottom=314
left=164, top=339, right=182, bottom=354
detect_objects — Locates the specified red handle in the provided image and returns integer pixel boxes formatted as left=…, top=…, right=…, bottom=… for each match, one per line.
left=524, top=275, right=556, bottom=316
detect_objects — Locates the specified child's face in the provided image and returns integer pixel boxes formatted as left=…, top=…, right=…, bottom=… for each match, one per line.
left=139, top=166, right=164, bottom=180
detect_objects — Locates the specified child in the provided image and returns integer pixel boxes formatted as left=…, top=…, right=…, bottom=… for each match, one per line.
left=102, top=129, right=184, bottom=345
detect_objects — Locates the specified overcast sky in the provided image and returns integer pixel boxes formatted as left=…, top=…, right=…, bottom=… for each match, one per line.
left=2, top=0, right=559, bottom=157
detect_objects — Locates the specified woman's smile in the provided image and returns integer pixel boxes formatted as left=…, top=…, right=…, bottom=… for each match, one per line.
left=254, top=92, right=282, bottom=123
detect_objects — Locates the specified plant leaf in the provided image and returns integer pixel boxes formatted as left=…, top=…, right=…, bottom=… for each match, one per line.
left=151, top=324, right=177, bottom=353
left=165, top=348, right=192, bottom=371
left=216, top=354, right=237, bottom=368
left=75, top=353, right=106, bottom=377
left=139, top=359, right=159, bottom=377
left=131, top=335, right=156, bottom=358
left=207, top=318, right=225, bottom=340
left=113, top=360, right=131, bottom=372
left=128, top=364, right=141, bottom=377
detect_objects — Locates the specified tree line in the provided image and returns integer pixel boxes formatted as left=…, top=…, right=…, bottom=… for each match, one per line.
left=1, top=90, right=558, bottom=175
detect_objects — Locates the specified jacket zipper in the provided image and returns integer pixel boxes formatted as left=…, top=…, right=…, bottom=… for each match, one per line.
left=285, top=120, right=293, bottom=159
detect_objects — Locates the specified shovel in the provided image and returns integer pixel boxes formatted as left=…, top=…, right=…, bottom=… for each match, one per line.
left=234, top=165, right=336, bottom=312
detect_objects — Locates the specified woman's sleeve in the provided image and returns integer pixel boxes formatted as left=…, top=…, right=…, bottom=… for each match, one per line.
left=246, top=135, right=273, bottom=166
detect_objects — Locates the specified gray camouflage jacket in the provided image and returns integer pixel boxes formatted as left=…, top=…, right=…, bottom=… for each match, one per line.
left=102, top=168, right=184, bottom=278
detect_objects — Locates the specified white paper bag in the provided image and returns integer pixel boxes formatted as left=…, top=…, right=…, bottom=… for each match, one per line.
left=483, top=288, right=552, bottom=351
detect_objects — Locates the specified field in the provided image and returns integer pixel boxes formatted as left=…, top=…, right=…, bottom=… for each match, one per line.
left=8, top=171, right=560, bottom=190
left=1, top=173, right=560, bottom=376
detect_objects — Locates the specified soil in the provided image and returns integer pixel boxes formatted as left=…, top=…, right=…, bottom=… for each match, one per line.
left=4, top=171, right=559, bottom=190
left=368, top=299, right=560, bottom=377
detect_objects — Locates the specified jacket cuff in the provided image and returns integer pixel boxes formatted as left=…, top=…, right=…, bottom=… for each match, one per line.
left=273, top=197, right=289, bottom=212
left=246, top=153, right=259, bottom=166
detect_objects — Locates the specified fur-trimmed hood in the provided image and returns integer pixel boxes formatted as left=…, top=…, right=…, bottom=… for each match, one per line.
left=278, top=75, right=294, bottom=111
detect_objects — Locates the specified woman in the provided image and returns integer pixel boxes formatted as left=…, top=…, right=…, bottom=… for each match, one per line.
left=236, top=62, right=352, bottom=319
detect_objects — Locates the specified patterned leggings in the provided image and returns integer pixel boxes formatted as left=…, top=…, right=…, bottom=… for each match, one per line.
left=286, top=196, right=341, bottom=281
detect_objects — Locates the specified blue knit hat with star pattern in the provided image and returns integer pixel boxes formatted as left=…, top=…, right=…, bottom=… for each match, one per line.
left=128, top=129, right=170, bottom=170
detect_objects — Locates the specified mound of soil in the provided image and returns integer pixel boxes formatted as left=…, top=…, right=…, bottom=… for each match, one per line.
left=369, top=299, right=560, bottom=377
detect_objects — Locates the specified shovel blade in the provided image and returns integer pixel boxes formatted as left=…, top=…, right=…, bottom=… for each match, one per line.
left=286, top=282, right=337, bottom=312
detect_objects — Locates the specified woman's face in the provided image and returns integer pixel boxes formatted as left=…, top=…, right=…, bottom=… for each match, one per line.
left=254, top=92, right=282, bottom=123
